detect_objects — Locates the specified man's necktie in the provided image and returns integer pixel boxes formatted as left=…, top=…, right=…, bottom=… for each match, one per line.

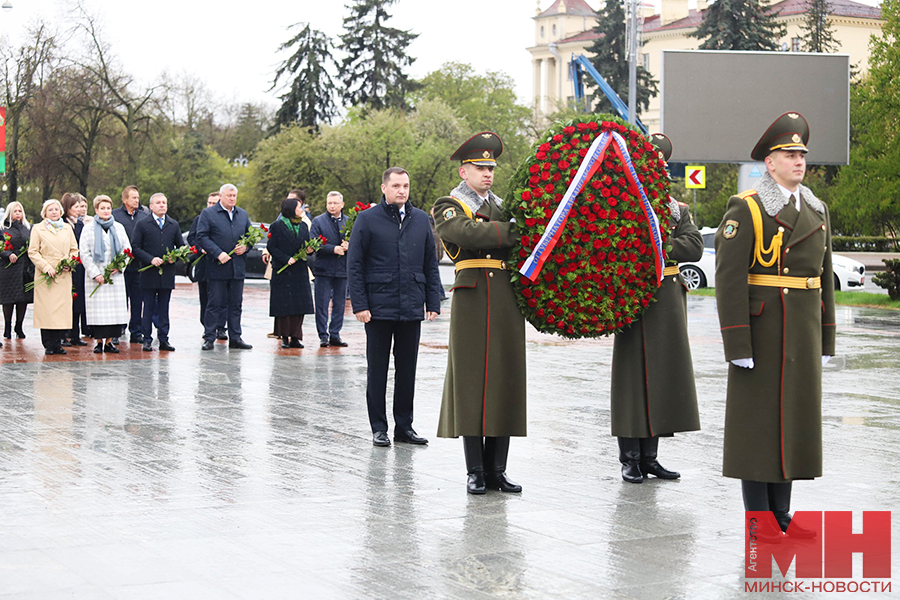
left=158, top=217, right=164, bottom=230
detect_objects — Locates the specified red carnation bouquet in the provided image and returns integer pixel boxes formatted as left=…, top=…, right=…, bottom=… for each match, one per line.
left=276, top=235, right=327, bottom=274
left=26, top=255, right=81, bottom=292
left=342, top=201, right=371, bottom=241
left=89, top=248, right=133, bottom=297
left=139, top=245, right=198, bottom=274
left=505, top=115, right=671, bottom=339
left=2, top=233, right=12, bottom=252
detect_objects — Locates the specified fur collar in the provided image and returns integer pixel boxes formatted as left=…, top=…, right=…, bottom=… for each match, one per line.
left=668, top=197, right=680, bottom=221
left=450, top=181, right=503, bottom=215
left=754, top=171, right=824, bottom=217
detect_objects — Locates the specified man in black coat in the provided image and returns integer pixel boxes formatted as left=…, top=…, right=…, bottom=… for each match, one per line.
left=113, top=185, right=149, bottom=343
left=131, top=193, right=184, bottom=352
left=347, top=167, right=442, bottom=447
left=309, top=191, right=349, bottom=347
left=187, top=192, right=226, bottom=338
left=196, top=183, right=252, bottom=350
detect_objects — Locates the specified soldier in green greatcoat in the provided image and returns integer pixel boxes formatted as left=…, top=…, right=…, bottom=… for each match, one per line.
left=610, top=133, right=703, bottom=483
left=434, top=132, right=527, bottom=495
left=715, top=113, right=835, bottom=538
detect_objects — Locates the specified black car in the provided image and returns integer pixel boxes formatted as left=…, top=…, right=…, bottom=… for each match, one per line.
left=175, top=223, right=270, bottom=281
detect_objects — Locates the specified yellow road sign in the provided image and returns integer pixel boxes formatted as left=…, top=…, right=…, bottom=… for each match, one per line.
left=685, top=165, right=706, bottom=189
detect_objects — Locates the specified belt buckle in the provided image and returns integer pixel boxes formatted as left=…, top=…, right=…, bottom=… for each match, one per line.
left=500, top=261, right=508, bottom=270
left=806, top=277, right=816, bottom=289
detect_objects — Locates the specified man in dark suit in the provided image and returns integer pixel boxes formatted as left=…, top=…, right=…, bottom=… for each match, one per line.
left=113, top=185, right=149, bottom=343
left=309, top=191, right=349, bottom=348
left=187, top=192, right=226, bottom=339
left=131, top=193, right=185, bottom=352
left=196, top=183, right=252, bottom=350
left=347, top=167, right=442, bottom=447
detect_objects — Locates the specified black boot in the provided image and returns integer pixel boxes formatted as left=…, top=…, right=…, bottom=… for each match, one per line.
left=484, top=436, right=522, bottom=493
left=741, top=480, right=783, bottom=542
left=463, top=436, right=486, bottom=495
left=618, top=437, right=643, bottom=483
left=640, top=437, right=680, bottom=479
left=768, top=482, right=816, bottom=539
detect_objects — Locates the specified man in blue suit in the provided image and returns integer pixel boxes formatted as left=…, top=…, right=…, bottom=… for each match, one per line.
left=196, top=183, right=252, bottom=350
left=309, top=191, right=349, bottom=348
left=131, top=193, right=185, bottom=352
left=347, top=167, right=442, bottom=447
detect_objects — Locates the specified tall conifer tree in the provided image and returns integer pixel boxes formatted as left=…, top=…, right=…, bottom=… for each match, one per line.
left=692, top=0, right=785, bottom=50
left=338, top=0, right=419, bottom=110
left=586, top=1, right=658, bottom=116
left=801, top=0, right=838, bottom=52
left=270, top=24, right=337, bottom=132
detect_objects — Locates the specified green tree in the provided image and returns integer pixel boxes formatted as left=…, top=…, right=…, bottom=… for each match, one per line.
left=831, top=0, right=900, bottom=237
left=692, top=0, right=786, bottom=50
left=271, top=23, right=337, bottom=131
left=801, top=0, right=839, bottom=52
left=339, top=0, right=419, bottom=110
left=585, top=1, right=658, bottom=115
left=669, top=163, right=738, bottom=228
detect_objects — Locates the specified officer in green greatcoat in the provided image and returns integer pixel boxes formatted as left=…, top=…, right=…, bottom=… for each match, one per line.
left=715, top=113, right=835, bottom=538
left=434, top=132, right=527, bottom=495
left=610, top=134, right=703, bottom=483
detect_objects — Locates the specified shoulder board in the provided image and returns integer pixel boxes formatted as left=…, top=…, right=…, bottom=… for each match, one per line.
left=448, top=197, right=474, bottom=219
left=737, top=189, right=758, bottom=200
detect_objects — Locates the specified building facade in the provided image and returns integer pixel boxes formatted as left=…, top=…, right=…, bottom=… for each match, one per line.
left=528, top=0, right=884, bottom=131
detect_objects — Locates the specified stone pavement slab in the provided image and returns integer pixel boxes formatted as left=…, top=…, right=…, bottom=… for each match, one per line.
left=0, top=282, right=898, bottom=599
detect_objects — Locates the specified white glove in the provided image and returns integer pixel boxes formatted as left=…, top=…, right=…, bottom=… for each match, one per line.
left=731, top=358, right=754, bottom=369
left=509, top=217, right=516, bottom=223
left=822, top=355, right=832, bottom=366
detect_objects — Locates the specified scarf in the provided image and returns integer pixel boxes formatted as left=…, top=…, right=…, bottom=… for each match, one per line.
left=449, top=180, right=503, bottom=216
left=279, top=215, right=303, bottom=236
left=93, top=217, right=122, bottom=262
left=46, top=218, right=66, bottom=231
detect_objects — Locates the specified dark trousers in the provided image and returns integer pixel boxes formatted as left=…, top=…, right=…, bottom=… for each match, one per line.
left=314, top=275, right=348, bottom=341
left=364, top=319, right=421, bottom=434
left=142, top=289, right=172, bottom=343
left=204, top=279, right=243, bottom=341
left=40, top=329, right=64, bottom=349
left=123, top=269, right=143, bottom=335
left=198, top=280, right=208, bottom=327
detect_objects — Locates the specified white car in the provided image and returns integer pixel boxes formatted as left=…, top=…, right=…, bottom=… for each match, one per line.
left=678, top=227, right=865, bottom=291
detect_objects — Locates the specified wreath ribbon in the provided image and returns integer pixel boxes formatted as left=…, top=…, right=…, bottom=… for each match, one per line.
left=520, top=130, right=665, bottom=285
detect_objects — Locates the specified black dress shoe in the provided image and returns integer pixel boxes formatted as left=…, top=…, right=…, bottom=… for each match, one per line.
left=71, top=338, right=88, bottom=346
left=55, top=346, right=66, bottom=354
left=3, top=329, right=10, bottom=339
left=319, top=340, right=329, bottom=348
left=142, top=340, right=153, bottom=352
left=158, top=340, right=175, bottom=352
left=201, top=340, right=214, bottom=351
left=111, top=337, right=119, bottom=346
left=328, top=337, right=348, bottom=347
left=44, top=347, right=56, bottom=355
left=15, top=328, right=25, bottom=339
left=467, top=472, right=487, bottom=495
left=130, top=333, right=143, bottom=344
left=394, top=429, right=428, bottom=445
left=228, top=338, right=252, bottom=349
left=216, top=330, right=228, bottom=340
left=640, top=459, right=680, bottom=479
left=104, top=343, right=119, bottom=354
left=93, top=342, right=103, bottom=354
left=289, top=339, right=304, bottom=348
left=60, top=339, right=72, bottom=347
left=621, top=461, right=643, bottom=483
left=281, top=338, right=291, bottom=349
left=486, top=472, right=522, bottom=493
left=373, top=431, right=391, bottom=447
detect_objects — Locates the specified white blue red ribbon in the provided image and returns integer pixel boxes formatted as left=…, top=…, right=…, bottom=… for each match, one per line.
left=520, top=130, right=665, bottom=285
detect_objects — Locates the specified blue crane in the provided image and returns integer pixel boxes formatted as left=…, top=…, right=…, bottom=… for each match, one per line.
left=569, top=54, right=647, bottom=135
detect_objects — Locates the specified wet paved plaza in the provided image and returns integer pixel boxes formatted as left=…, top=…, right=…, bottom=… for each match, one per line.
left=1, top=278, right=899, bottom=599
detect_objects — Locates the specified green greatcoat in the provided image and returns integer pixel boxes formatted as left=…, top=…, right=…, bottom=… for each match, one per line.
left=715, top=173, right=836, bottom=483
left=610, top=201, right=703, bottom=438
left=434, top=191, right=527, bottom=438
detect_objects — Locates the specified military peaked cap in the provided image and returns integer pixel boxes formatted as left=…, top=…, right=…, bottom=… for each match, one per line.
left=751, top=112, right=810, bottom=161
left=648, top=133, right=672, bottom=162
left=451, top=132, right=503, bottom=166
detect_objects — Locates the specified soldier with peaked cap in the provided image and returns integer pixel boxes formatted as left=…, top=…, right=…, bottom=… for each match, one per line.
left=610, top=133, right=703, bottom=483
left=434, top=132, right=527, bottom=495
left=715, top=112, right=835, bottom=538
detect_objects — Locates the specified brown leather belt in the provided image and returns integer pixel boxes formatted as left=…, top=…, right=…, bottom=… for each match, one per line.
left=748, top=274, right=821, bottom=289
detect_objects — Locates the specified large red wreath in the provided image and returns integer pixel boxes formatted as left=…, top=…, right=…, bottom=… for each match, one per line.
left=505, top=115, right=671, bottom=339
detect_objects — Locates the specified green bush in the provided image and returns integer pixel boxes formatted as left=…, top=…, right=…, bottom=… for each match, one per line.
left=831, top=236, right=899, bottom=252
left=873, top=259, right=900, bottom=300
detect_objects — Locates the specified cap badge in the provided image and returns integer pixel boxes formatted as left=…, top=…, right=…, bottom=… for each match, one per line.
left=792, top=134, right=801, bottom=143
left=482, top=151, right=491, bottom=158
left=788, top=113, right=799, bottom=119
left=481, top=133, right=493, bottom=139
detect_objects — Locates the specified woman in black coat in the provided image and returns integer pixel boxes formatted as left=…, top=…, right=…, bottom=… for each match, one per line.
left=62, top=193, right=90, bottom=346
left=268, top=197, right=314, bottom=348
left=0, top=201, right=34, bottom=341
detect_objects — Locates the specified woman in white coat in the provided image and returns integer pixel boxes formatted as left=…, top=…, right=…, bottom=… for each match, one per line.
left=80, top=195, right=131, bottom=354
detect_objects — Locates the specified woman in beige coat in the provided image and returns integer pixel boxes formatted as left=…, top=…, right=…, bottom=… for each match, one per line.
left=28, top=199, right=79, bottom=355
